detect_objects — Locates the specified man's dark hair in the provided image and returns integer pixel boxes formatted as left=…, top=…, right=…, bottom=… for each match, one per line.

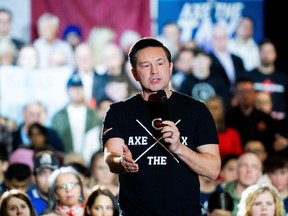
left=0, top=8, right=12, bottom=19
left=128, top=37, right=172, bottom=69
left=4, top=163, right=31, bottom=181
left=264, top=153, right=288, bottom=173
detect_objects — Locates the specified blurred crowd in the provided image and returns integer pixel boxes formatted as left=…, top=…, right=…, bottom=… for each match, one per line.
left=0, top=8, right=288, bottom=216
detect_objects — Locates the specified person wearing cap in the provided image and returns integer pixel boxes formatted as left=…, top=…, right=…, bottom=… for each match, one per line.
left=51, top=73, right=101, bottom=164
left=26, top=150, right=60, bottom=216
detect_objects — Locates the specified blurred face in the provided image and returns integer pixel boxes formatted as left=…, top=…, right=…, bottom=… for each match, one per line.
left=133, top=47, right=173, bottom=95
left=244, top=141, right=267, bottom=162
left=88, top=194, right=114, bottom=216
left=236, top=18, right=253, bottom=40
left=6, top=197, right=31, bottom=216
left=259, top=43, right=277, bottom=67
left=212, top=26, right=228, bottom=52
left=92, top=155, right=117, bottom=185
left=237, top=153, right=262, bottom=187
left=17, top=46, right=38, bottom=68
left=29, top=127, right=46, bottom=147
left=68, top=86, right=85, bottom=103
left=206, top=98, right=224, bottom=123
left=55, top=173, right=81, bottom=207
left=192, top=54, right=211, bottom=79
left=35, top=168, right=54, bottom=194
left=174, top=50, right=194, bottom=74
left=163, top=24, right=180, bottom=45
left=235, top=82, right=256, bottom=109
left=101, top=44, right=124, bottom=75
left=24, top=103, right=42, bottom=127
left=75, top=44, right=94, bottom=72
left=250, top=191, right=275, bottom=216
left=38, top=20, right=58, bottom=43
left=105, top=81, right=129, bottom=102
left=268, top=168, right=288, bottom=192
left=0, top=11, right=11, bottom=35
left=255, top=92, right=272, bottom=114
left=220, top=159, right=238, bottom=183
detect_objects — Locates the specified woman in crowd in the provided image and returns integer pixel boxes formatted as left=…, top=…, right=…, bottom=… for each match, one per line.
left=83, top=185, right=119, bottom=216
left=237, top=184, right=285, bottom=216
left=42, top=166, right=85, bottom=216
left=89, top=151, right=119, bottom=198
left=0, top=189, right=37, bottom=216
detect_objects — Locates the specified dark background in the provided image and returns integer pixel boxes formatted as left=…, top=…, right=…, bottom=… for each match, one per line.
left=264, top=1, right=288, bottom=73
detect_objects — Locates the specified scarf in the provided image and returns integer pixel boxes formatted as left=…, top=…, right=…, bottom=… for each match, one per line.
left=55, top=203, right=84, bottom=216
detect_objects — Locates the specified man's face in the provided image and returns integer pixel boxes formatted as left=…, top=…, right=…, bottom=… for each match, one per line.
left=268, top=168, right=288, bottom=192
left=0, top=12, right=11, bottom=36
left=35, top=168, right=54, bottom=195
left=237, top=153, right=262, bottom=187
left=133, top=47, right=173, bottom=93
left=235, top=82, right=256, bottom=109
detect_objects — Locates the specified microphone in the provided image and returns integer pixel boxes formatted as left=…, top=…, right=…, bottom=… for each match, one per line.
left=157, top=90, right=169, bottom=124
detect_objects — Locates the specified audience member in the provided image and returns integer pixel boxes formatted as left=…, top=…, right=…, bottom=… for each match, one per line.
left=0, top=163, right=32, bottom=195
left=264, top=153, right=288, bottom=213
left=237, top=184, right=285, bottom=216
left=180, top=48, right=231, bottom=108
left=209, top=24, right=246, bottom=95
left=223, top=152, right=263, bottom=216
left=255, top=91, right=273, bottom=116
left=27, top=122, right=54, bottom=150
left=228, top=16, right=260, bottom=71
left=83, top=186, right=119, bottom=216
left=0, top=39, right=16, bottom=65
left=244, top=140, right=268, bottom=163
left=33, top=12, right=74, bottom=68
left=273, top=116, right=288, bottom=155
left=104, top=75, right=130, bottom=103
left=16, top=44, right=38, bottom=69
left=225, top=77, right=276, bottom=155
left=205, top=95, right=243, bottom=159
left=247, top=39, right=288, bottom=120
left=62, top=24, right=83, bottom=50
left=119, top=29, right=141, bottom=59
left=0, top=8, right=24, bottom=59
left=42, top=166, right=85, bottom=216
left=87, top=26, right=116, bottom=66
left=200, top=175, right=222, bottom=215
left=27, top=151, right=60, bottom=215
left=171, top=47, right=195, bottom=91
left=0, top=189, right=37, bottom=216
left=11, top=101, right=64, bottom=152
left=218, top=154, right=239, bottom=187
left=0, top=145, right=8, bottom=184
left=65, top=162, right=91, bottom=199
left=48, top=48, right=68, bottom=68
left=89, top=151, right=119, bottom=198
left=160, top=21, right=183, bottom=52
left=205, top=190, right=234, bottom=216
left=51, top=73, right=101, bottom=161
left=72, top=42, right=102, bottom=108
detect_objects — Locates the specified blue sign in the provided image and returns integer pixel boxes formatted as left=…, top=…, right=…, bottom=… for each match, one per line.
left=158, top=0, right=264, bottom=49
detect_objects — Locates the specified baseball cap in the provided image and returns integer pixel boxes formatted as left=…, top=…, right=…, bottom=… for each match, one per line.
left=34, top=152, right=59, bottom=172
left=67, top=73, right=83, bottom=88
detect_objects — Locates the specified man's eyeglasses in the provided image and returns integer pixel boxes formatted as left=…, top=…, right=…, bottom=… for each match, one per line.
left=56, top=182, right=79, bottom=191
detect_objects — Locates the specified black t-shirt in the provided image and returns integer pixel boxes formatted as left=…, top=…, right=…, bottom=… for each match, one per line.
left=102, top=91, right=218, bottom=216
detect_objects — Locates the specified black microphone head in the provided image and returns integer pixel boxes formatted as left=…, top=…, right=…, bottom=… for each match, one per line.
left=157, top=90, right=167, bottom=103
